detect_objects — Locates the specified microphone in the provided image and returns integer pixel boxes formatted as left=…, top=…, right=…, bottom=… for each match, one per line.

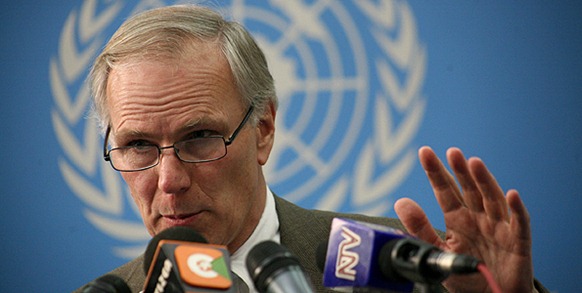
left=143, top=226, right=237, bottom=293
left=82, top=274, right=130, bottom=293
left=379, top=237, right=481, bottom=284
left=246, top=240, right=315, bottom=293
left=317, top=218, right=481, bottom=292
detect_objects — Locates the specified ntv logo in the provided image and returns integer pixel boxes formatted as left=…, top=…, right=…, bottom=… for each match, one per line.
left=50, top=0, right=426, bottom=259
left=335, top=226, right=362, bottom=281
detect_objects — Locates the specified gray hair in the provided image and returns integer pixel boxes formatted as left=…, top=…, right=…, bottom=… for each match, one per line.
left=89, top=5, right=277, bottom=133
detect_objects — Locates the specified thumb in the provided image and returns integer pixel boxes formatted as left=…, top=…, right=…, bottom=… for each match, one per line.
left=394, top=198, right=443, bottom=247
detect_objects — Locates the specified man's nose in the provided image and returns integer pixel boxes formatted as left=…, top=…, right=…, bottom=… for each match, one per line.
left=156, top=147, right=191, bottom=194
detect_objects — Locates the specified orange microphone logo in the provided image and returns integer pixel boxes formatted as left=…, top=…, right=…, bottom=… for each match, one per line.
left=174, top=245, right=232, bottom=289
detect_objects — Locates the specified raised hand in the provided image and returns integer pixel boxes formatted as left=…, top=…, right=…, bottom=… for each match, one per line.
left=394, top=146, right=534, bottom=292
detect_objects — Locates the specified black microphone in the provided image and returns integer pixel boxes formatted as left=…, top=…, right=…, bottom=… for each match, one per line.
left=379, top=237, right=481, bottom=284
left=82, top=274, right=130, bottom=293
left=143, top=226, right=238, bottom=293
left=317, top=218, right=481, bottom=291
left=246, top=240, right=315, bottom=293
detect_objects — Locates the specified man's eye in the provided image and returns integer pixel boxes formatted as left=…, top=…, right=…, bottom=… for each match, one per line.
left=187, top=130, right=216, bottom=139
left=126, top=140, right=153, bottom=148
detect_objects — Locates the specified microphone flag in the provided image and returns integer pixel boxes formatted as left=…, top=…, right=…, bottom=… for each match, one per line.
left=321, top=218, right=414, bottom=292
left=144, top=239, right=234, bottom=293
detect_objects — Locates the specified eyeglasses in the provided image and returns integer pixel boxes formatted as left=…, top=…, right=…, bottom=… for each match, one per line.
left=103, top=106, right=254, bottom=172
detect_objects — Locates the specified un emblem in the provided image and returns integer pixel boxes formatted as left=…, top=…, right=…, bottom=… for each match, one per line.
left=50, top=0, right=426, bottom=259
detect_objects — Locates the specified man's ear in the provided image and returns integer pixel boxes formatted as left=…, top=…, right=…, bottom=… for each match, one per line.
left=256, top=102, right=276, bottom=166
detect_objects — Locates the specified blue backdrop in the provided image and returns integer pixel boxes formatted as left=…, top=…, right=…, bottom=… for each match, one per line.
left=1, top=1, right=581, bottom=292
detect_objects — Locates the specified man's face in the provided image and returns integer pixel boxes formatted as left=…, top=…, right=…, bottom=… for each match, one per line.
left=105, top=41, right=275, bottom=252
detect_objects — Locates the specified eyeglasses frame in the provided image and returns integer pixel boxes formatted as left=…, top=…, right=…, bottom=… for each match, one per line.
left=102, top=106, right=254, bottom=172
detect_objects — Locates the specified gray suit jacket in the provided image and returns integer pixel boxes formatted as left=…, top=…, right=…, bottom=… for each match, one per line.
left=75, top=195, right=549, bottom=292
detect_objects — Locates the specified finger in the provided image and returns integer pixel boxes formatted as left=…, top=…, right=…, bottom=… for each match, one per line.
left=419, top=146, right=464, bottom=213
left=507, top=190, right=532, bottom=252
left=468, top=157, right=509, bottom=221
left=446, top=147, right=485, bottom=212
left=394, top=198, right=444, bottom=247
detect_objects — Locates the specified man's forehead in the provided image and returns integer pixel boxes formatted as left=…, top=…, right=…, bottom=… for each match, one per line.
left=106, top=111, right=240, bottom=144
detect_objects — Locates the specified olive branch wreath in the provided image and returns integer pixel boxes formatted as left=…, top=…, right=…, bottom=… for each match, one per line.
left=319, top=0, right=426, bottom=216
left=50, top=0, right=150, bottom=258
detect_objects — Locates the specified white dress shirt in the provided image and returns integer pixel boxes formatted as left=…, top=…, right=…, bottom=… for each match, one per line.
left=230, top=186, right=280, bottom=292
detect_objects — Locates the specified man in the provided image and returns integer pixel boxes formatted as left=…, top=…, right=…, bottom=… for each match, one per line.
left=78, top=4, right=548, bottom=293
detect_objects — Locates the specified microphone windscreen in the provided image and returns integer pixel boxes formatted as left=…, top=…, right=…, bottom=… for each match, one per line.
left=143, top=226, right=208, bottom=273
left=246, top=241, right=301, bottom=292
left=83, top=274, right=130, bottom=293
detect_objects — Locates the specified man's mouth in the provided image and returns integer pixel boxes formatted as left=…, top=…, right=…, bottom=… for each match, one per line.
left=162, top=212, right=200, bottom=226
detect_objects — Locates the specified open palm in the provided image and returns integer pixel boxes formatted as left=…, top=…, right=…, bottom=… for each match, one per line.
left=395, top=147, right=534, bottom=293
